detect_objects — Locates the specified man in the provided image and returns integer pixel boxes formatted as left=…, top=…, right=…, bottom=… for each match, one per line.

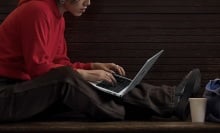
left=0, top=0, right=201, bottom=122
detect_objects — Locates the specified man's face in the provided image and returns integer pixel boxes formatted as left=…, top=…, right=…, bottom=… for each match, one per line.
left=63, top=0, right=91, bottom=16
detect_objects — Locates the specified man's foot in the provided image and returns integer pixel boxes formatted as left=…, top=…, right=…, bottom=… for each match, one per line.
left=174, top=68, right=201, bottom=120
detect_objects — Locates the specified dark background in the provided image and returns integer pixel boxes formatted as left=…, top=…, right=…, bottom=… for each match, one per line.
left=1, top=0, right=220, bottom=91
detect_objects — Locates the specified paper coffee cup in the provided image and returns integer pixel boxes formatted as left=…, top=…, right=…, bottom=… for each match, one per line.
left=189, top=98, right=207, bottom=122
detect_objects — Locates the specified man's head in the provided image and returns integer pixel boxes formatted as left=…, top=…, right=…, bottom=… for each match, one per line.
left=58, top=0, right=91, bottom=16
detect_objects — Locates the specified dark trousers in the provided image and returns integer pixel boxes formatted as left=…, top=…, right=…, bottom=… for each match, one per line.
left=0, top=66, right=175, bottom=122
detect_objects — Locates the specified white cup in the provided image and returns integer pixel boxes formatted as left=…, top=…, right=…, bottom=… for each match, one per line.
left=189, top=98, right=207, bottom=122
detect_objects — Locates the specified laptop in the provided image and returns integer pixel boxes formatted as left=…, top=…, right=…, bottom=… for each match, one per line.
left=90, top=50, right=164, bottom=97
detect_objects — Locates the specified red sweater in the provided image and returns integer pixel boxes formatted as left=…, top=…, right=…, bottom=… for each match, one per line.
left=0, top=0, right=91, bottom=80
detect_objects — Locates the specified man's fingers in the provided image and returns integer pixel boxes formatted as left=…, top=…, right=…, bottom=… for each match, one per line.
left=105, top=72, right=117, bottom=84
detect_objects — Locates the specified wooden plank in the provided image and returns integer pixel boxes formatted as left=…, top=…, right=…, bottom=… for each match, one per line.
left=0, top=121, right=219, bottom=133
left=87, top=6, right=220, bottom=14
left=92, top=0, right=220, bottom=6
left=66, top=14, right=220, bottom=21
left=0, top=0, right=17, bottom=5
left=68, top=49, right=220, bottom=58
left=66, top=36, right=220, bottom=43
left=67, top=56, right=220, bottom=65
left=0, top=7, right=16, bottom=13
left=66, top=20, right=220, bottom=29
left=67, top=43, right=220, bottom=50
left=67, top=28, right=220, bottom=36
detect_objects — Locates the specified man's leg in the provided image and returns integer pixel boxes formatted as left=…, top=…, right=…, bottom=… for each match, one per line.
left=0, top=66, right=125, bottom=122
left=122, top=69, right=201, bottom=120
left=122, top=83, right=175, bottom=120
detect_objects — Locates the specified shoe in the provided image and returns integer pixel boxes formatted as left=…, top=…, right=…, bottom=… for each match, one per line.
left=174, top=68, right=201, bottom=120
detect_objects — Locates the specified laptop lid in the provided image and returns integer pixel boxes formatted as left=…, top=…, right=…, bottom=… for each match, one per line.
left=119, top=50, right=164, bottom=96
left=90, top=50, right=164, bottom=97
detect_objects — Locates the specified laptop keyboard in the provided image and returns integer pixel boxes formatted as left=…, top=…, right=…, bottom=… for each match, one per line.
left=96, top=74, right=131, bottom=93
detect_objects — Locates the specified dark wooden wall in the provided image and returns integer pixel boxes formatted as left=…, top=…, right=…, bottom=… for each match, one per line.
left=1, top=0, right=220, bottom=90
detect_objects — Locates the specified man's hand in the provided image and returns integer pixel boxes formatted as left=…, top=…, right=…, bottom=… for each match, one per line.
left=76, top=69, right=117, bottom=84
left=76, top=63, right=126, bottom=84
left=91, top=63, right=126, bottom=76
